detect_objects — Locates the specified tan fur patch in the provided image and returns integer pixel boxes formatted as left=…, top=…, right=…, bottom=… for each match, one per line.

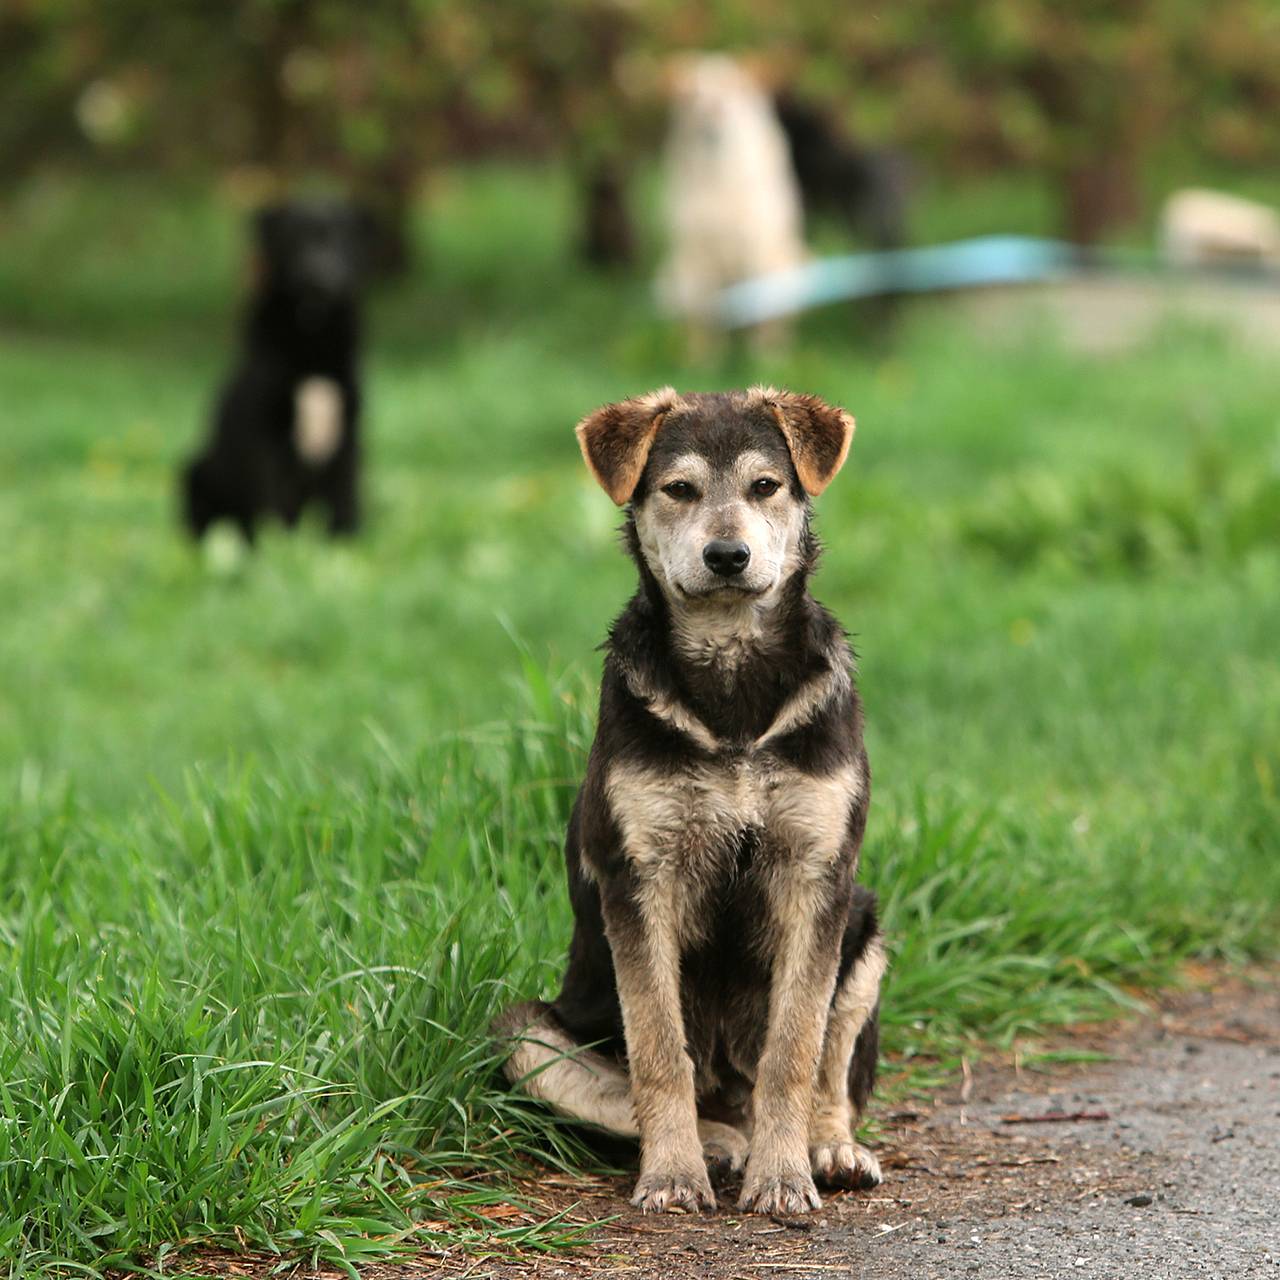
left=754, top=666, right=851, bottom=749
left=621, top=641, right=849, bottom=755
left=293, top=376, right=344, bottom=464
left=600, top=872, right=714, bottom=1211
left=619, top=661, right=721, bottom=753
left=811, top=936, right=887, bottom=1143
left=499, top=1004, right=637, bottom=1136
left=605, top=754, right=863, bottom=953
left=739, top=892, right=840, bottom=1214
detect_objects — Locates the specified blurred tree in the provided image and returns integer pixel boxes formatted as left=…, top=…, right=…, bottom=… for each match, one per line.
left=796, top=0, right=1183, bottom=244
left=5, top=0, right=1280, bottom=259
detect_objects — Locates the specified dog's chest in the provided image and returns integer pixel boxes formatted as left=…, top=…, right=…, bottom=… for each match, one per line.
left=293, top=377, right=344, bottom=464
left=605, top=751, right=859, bottom=886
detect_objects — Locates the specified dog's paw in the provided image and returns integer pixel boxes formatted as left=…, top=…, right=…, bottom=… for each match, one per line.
left=700, top=1121, right=749, bottom=1187
left=737, top=1164, right=821, bottom=1215
left=811, top=1141, right=882, bottom=1191
left=704, top=1151, right=739, bottom=1189
left=631, top=1166, right=716, bottom=1214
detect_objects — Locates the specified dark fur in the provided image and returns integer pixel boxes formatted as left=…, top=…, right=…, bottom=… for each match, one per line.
left=544, top=393, right=879, bottom=1145
left=776, top=93, right=910, bottom=252
left=181, top=199, right=371, bottom=542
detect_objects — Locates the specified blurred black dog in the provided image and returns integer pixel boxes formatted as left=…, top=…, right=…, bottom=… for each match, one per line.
left=182, top=199, right=371, bottom=541
left=774, top=94, right=910, bottom=252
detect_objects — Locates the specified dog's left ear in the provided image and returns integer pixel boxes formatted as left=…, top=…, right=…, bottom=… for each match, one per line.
left=750, top=386, right=855, bottom=496
left=575, top=387, right=681, bottom=505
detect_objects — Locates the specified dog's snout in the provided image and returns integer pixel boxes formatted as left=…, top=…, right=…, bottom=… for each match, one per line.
left=703, top=539, right=751, bottom=577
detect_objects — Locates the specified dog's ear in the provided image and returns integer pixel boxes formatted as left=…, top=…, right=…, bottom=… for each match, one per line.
left=575, top=387, right=681, bottom=505
left=749, top=386, right=855, bottom=496
left=254, top=203, right=287, bottom=246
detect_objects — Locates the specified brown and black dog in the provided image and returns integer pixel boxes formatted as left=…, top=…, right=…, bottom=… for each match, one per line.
left=497, top=387, right=885, bottom=1215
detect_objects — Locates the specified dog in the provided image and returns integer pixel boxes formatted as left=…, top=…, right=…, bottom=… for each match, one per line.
left=657, top=56, right=808, bottom=347
left=497, top=387, right=885, bottom=1216
left=774, top=93, right=910, bottom=253
left=182, top=199, right=370, bottom=542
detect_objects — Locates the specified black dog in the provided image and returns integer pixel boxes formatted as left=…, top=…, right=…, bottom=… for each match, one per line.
left=182, top=199, right=371, bottom=541
left=775, top=93, right=910, bottom=252
left=498, top=388, right=884, bottom=1216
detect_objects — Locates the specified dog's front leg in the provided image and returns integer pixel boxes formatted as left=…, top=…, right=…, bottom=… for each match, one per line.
left=739, top=880, right=843, bottom=1215
left=600, top=876, right=715, bottom=1213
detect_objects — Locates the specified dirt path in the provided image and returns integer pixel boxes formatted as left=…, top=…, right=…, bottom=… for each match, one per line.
left=481, top=978, right=1280, bottom=1280
left=180, top=978, right=1278, bottom=1279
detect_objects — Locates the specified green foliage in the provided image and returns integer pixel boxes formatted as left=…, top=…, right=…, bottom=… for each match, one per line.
left=959, top=449, right=1280, bottom=574
left=8, top=0, right=1280, bottom=241
left=0, top=167, right=1278, bottom=1272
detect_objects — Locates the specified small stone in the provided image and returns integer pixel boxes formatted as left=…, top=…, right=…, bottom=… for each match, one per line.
left=1126, top=1194, right=1154, bottom=1207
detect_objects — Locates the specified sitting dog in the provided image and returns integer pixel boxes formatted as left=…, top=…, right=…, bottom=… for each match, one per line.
left=657, top=56, right=808, bottom=347
left=498, top=387, right=885, bottom=1215
left=182, top=199, right=370, bottom=541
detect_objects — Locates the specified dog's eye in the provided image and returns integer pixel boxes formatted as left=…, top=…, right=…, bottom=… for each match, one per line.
left=662, top=481, right=697, bottom=500
left=751, top=478, right=781, bottom=497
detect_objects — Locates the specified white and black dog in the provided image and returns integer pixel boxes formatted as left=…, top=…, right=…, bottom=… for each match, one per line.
left=182, top=199, right=370, bottom=542
left=498, top=387, right=885, bottom=1216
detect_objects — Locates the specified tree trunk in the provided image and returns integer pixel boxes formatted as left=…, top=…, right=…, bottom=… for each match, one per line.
left=579, top=158, right=634, bottom=268
left=1059, top=155, right=1141, bottom=246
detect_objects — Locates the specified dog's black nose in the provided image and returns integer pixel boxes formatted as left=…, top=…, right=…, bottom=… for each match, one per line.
left=703, top=539, right=751, bottom=577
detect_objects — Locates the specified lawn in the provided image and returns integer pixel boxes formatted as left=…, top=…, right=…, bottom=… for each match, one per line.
left=1, top=165, right=1277, bottom=1275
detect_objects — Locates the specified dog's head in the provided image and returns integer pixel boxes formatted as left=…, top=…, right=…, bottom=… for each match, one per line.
left=254, top=199, right=373, bottom=305
left=577, top=387, right=853, bottom=604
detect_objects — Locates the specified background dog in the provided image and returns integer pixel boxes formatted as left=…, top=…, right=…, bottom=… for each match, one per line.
left=775, top=92, right=911, bottom=253
left=498, top=387, right=884, bottom=1216
left=182, top=198, right=371, bottom=542
left=657, top=57, right=808, bottom=348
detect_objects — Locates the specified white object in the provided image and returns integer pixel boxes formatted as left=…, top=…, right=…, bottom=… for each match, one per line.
left=1160, top=188, right=1280, bottom=269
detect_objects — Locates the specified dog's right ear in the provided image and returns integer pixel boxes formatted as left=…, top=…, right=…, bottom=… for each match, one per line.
left=254, top=203, right=294, bottom=260
left=575, top=387, right=681, bottom=505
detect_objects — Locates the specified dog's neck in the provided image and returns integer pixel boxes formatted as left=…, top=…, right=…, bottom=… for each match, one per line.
left=246, top=285, right=359, bottom=373
left=623, top=544, right=830, bottom=744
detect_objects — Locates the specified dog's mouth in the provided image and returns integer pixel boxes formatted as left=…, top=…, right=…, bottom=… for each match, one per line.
left=675, top=581, right=769, bottom=601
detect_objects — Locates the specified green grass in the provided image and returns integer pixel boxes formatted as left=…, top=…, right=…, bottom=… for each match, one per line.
left=1, top=165, right=1278, bottom=1275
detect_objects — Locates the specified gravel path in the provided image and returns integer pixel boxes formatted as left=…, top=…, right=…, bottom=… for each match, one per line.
left=850, top=983, right=1280, bottom=1279
left=501, top=979, right=1280, bottom=1280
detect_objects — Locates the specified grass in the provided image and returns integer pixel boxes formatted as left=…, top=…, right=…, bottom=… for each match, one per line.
left=1, top=163, right=1278, bottom=1275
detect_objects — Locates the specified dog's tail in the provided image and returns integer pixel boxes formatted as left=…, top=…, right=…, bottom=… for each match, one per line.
left=849, top=998, right=880, bottom=1116
left=492, top=1000, right=638, bottom=1137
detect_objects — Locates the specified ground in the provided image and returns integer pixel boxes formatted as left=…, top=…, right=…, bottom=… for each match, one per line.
left=168, top=974, right=1279, bottom=1279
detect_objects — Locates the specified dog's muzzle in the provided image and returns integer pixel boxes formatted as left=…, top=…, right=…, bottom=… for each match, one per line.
left=702, top=539, right=751, bottom=578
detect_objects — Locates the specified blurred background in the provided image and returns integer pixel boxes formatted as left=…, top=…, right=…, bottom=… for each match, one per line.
left=3, top=0, right=1280, bottom=800
left=4, top=6, right=1280, bottom=1267
left=11, top=0, right=1280, bottom=266
left=3, top=0, right=1280, bottom=797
